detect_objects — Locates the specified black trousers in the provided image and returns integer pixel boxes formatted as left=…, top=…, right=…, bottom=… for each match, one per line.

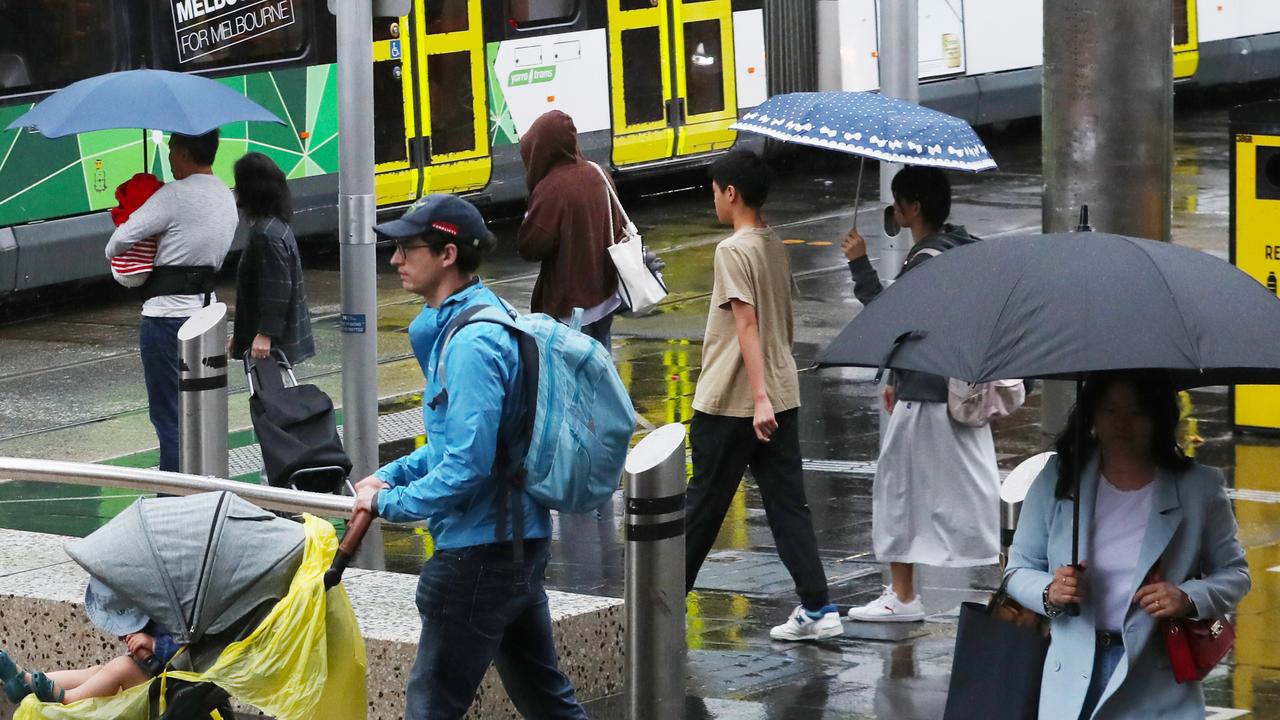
left=684, top=409, right=830, bottom=610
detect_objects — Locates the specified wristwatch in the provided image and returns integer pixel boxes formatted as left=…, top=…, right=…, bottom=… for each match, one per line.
left=1043, top=583, right=1065, bottom=618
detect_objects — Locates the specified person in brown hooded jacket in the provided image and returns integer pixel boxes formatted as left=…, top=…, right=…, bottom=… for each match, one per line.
left=517, top=110, right=623, bottom=348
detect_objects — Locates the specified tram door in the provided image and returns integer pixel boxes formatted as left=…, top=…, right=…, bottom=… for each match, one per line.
left=372, top=12, right=418, bottom=205
left=415, top=0, right=491, bottom=193
left=607, top=0, right=738, bottom=167
left=372, top=1, right=491, bottom=206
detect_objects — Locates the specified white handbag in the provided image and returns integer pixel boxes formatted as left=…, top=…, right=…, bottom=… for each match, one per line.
left=593, top=163, right=667, bottom=316
left=947, top=378, right=1027, bottom=427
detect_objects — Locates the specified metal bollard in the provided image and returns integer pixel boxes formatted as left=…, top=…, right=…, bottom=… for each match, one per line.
left=999, top=452, right=1053, bottom=565
left=624, top=422, right=688, bottom=720
left=178, top=303, right=229, bottom=478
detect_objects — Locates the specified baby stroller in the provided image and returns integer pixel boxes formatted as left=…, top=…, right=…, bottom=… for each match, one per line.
left=14, top=492, right=368, bottom=720
left=244, top=349, right=352, bottom=494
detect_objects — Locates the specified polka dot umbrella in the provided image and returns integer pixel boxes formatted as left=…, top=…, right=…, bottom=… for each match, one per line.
left=733, top=91, right=997, bottom=220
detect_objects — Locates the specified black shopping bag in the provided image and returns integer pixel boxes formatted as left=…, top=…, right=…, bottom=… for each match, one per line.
left=942, top=595, right=1049, bottom=720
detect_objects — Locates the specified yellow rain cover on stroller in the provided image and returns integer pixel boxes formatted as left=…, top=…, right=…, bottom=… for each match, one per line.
left=17, top=515, right=368, bottom=720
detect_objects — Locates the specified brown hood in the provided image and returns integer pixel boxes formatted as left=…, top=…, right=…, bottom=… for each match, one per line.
left=520, top=110, right=583, bottom=192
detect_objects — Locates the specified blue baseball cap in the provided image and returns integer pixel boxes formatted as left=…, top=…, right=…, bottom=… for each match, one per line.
left=373, top=194, right=495, bottom=251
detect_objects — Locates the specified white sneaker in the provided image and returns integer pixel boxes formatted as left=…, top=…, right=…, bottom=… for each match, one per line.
left=846, top=586, right=926, bottom=622
left=769, top=604, right=844, bottom=641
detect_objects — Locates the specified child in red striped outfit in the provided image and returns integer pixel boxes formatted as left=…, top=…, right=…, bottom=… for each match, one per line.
left=109, top=173, right=165, bottom=288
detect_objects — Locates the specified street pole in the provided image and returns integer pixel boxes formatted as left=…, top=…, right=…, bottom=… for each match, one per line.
left=178, top=303, right=229, bottom=478
left=876, top=0, right=918, bottom=439
left=1040, top=0, right=1173, bottom=435
left=337, top=0, right=383, bottom=568
left=624, top=423, right=688, bottom=720
left=876, top=0, right=918, bottom=276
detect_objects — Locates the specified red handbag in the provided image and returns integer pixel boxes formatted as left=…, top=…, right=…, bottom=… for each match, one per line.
left=1164, top=616, right=1235, bottom=683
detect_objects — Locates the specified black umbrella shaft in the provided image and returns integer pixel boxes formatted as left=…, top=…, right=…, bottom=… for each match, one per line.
left=1067, top=375, right=1083, bottom=617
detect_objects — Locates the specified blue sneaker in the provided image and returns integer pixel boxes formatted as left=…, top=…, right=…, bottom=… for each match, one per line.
left=769, top=604, right=843, bottom=641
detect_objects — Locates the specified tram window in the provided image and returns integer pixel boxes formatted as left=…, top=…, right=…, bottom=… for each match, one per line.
left=427, top=51, right=475, bottom=156
left=1173, top=0, right=1189, bottom=46
left=510, top=0, right=578, bottom=25
left=373, top=60, right=408, bottom=164
left=619, top=0, right=655, bottom=10
left=683, top=20, right=724, bottom=116
left=160, top=0, right=310, bottom=70
left=621, top=28, right=665, bottom=125
left=0, top=0, right=119, bottom=96
left=425, top=0, right=469, bottom=34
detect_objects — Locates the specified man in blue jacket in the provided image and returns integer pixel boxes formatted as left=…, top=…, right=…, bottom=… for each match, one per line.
left=354, top=194, right=586, bottom=720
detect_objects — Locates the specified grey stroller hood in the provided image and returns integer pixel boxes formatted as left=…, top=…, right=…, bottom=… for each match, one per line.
left=65, top=492, right=306, bottom=645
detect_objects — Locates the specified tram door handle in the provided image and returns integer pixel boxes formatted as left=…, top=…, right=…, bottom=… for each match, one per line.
left=665, top=98, right=686, bottom=127
left=410, top=137, right=432, bottom=167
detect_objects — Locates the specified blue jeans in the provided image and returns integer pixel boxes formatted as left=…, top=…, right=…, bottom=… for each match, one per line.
left=140, top=316, right=187, bottom=472
left=405, top=539, right=586, bottom=720
left=1078, top=637, right=1126, bottom=719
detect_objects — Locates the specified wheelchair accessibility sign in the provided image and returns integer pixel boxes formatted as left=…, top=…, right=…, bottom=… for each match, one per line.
left=390, top=39, right=402, bottom=59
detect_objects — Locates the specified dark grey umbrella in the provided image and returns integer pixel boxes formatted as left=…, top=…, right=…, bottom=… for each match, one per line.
left=816, top=232, right=1280, bottom=387
left=816, top=231, right=1280, bottom=604
left=65, top=492, right=306, bottom=645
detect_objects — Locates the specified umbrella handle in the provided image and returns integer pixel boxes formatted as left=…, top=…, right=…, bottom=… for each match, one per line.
left=324, top=508, right=374, bottom=590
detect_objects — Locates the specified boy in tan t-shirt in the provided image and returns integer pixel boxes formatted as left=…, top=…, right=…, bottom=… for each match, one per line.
left=684, top=150, right=839, bottom=641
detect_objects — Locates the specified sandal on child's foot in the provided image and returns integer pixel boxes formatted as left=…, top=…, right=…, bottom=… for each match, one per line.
left=29, top=672, right=64, bottom=704
left=0, top=650, right=21, bottom=685
left=3, top=673, right=33, bottom=704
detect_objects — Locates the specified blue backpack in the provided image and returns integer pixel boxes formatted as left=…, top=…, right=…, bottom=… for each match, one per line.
left=438, top=303, right=636, bottom=517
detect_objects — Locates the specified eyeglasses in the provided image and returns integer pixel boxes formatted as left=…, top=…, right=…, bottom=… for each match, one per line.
left=393, top=240, right=431, bottom=256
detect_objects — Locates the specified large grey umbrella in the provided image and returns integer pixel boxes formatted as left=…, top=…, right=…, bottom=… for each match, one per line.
left=65, top=492, right=306, bottom=645
left=816, top=231, right=1280, bottom=387
left=816, top=231, right=1280, bottom=586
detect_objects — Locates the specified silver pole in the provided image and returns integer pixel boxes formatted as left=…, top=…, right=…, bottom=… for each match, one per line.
left=337, top=0, right=384, bottom=568
left=624, top=423, right=688, bottom=720
left=1040, top=0, right=1174, bottom=434
left=178, top=303, right=228, bottom=478
left=0, top=456, right=354, bottom=517
left=875, top=0, right=918, bottom=437
left=875, top=0, right=918, bottom=276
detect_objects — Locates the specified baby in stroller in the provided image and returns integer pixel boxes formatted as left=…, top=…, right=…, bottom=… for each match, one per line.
left=0, top=579, right=180, bottom=704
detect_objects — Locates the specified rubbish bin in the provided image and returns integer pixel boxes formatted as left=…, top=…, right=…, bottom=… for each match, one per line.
left=1230, top=100, right=1280, bottom=433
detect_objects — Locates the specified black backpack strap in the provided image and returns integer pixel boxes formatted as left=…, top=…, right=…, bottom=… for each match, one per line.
left=429, top=305, right=489, bottom=410
left=500, top=329, right=539, bottom=590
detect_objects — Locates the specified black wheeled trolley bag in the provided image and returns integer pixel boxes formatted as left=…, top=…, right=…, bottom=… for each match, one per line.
left=244, top=349, right=352, bottom=493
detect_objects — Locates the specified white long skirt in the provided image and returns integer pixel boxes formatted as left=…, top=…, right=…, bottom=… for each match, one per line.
left=872, top=399, right=1000, bottom=567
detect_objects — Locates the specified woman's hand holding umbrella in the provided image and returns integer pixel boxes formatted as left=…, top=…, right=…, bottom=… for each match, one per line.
left=1047, top=563, right=1087, bottom=606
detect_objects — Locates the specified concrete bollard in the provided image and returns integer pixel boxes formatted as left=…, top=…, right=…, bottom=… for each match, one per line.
left=178, top=303, right=229, bottom=478
left=624, top=422, right=688, bottom=720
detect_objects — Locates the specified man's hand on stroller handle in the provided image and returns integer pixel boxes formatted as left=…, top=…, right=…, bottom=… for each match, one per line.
left=354, top=475, right=389, bottom=515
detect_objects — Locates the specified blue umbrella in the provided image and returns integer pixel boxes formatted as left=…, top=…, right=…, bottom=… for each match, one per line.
left=732, top=91, right=996, bottom=172
left=4, top=69, right=284, bottom=138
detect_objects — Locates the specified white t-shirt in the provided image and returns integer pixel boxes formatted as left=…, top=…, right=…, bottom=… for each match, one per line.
left=1090, top=475, right=1156, bottom=632
left=105, top=174, right=239, bottom=318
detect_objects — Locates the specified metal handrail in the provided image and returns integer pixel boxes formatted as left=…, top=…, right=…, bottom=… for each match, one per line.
left=0, top=457, right=355, bottom=517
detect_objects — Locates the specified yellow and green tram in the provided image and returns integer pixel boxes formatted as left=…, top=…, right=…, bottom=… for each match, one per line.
left=1, top=0, right=1278, bottom=297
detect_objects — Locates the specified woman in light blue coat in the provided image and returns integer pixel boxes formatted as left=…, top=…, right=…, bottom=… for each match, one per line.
left=1006, top=371, right=1250, bottom=720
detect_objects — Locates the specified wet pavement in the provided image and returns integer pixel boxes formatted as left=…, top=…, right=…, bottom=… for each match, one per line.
left=1, top=83, right=1280, bottom=718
